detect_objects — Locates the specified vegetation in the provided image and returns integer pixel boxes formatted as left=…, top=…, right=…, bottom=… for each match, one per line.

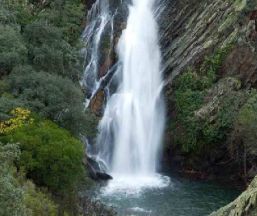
left=0, top=142, right=58, bottom=216
left=173, top=47, right=234, bottom=153
left=229, top=91, right=257, bottom=181
left=0, top=0, right=101, bottom=215
left=0, top=0, right=97, bottom=138
left=1, top=115, right=84, bottom=192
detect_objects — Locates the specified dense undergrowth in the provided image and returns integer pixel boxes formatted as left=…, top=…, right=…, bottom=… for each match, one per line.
left=170, top=44, right=257, bottom=182
left=0, top=0, right=101, bottom=215
left=173, top=46, right=234, bottom=153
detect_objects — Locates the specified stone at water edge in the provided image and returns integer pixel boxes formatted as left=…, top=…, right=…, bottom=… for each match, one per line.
left=86, top=156, right=113, bottom=181
left=210, top=176, right=257, bottom=216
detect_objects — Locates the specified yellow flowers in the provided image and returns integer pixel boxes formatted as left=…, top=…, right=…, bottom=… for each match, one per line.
left=0, top=108, right=33, bottom=134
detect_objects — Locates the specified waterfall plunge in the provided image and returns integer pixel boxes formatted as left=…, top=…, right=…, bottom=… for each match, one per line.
left=94, top=0, right=167, bottom=192
left=111, top=0, right=164, bottom=175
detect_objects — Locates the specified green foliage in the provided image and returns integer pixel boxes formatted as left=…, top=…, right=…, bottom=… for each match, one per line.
left=199, top=45, right=231, bottom=83
left=1, top=0, right=33, bottom=27
left=174, top=91, right=203, bottom=152
left=0, top=143, right=28, bottom=216
left=0, top=1, right=98, bottom=214
left=7, top=66, right=97, bottom=136
left=0, top=25, right=27, bottom=75
left=0, top=0, right=95, bottom=138
left=39, top=0, right=85, bottom=44
left=1, top=118, right=84, bottom=193
left=202, top=91, right=247, bottom=144
left=173, top=46, right=239, bottom=153
left=0, top=142, right=58, bottom=216
left=0, top=5, right=16, bottom=25
left=174, top=69, right=210, bottom=152
left=0, top=80, right=9, bottom=96
left=0, top=95, right=24, bottom=120
left=23, top=181, right=58, bottom=216
left=24, top=21, right=82, bottom=81
left=236, top=91, right=257, bottom=156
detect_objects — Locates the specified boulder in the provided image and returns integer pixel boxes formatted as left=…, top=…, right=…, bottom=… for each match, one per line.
left=86, top=156, right=113, bottom=181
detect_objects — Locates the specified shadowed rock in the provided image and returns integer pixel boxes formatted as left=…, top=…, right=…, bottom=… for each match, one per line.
left=86, top=156, right=113, bottom=181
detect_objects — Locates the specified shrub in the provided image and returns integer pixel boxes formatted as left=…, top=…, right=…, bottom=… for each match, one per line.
left=24, top=20, right=82, bottom=81
left=23, top=181, right=58, bottom=216
left=0, top=95, right=24, bottom=121
left=7, top=66, right=97, bottom=136
left=0, top=25, right=27, bottom=76
left=173, top=46, right=239, bottom=153
left=1, top=118, right=84, bottom=193
left=0, top=107, right=33, bottom=135
left=0, top=142, right=28, bottom=216
left=0, top=142, right=58, bottom=216
left=39, top=0, right=85, bottom=44
left=1, top=0, right=33, bottom=27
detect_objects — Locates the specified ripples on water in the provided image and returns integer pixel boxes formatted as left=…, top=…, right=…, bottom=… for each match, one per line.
left=91, top=173, right=239, bottom=216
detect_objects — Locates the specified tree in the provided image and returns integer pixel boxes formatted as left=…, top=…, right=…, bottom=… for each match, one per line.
left=8, top=66, right=97, bottom=136
left=1, top=118, right=84, bottom=193
left=0, top=25, right=27, bottom=76
left=24, top=20, right=82, bottom=81
left=0, top=141, right=58, bottom=216
left=0, top=143, right=28, bottom=216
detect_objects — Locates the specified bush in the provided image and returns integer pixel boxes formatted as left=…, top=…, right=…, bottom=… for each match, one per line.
left=23, top=181, right=58, bottom=216
left=7, top=66, right=97, bottom=136
left=1, top=0, right=33, bottom=27
left=0, top=143, right=28, bottom=216
left=24, top=20, right=82, bottom=81
left=0, top=94, right=27, bottom=121
left=0, top=142, right=58, bottom=216
left=39, top=0, right=85, bottom=44
left=1, top=118, right=84, bottom=193
left=0, top=25, right=27, bottom=76
left=173, top=46, right=240, bottom=153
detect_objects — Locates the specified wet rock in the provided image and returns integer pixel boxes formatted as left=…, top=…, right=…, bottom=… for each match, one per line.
left=89, top=90, right=105, bottom=116
left=86, top=156, right=113, bottom=181
left=160, top=0, right=257, bottom=82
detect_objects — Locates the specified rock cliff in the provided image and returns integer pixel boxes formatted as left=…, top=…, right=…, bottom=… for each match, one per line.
left=162, top=0, right=257, bottom=184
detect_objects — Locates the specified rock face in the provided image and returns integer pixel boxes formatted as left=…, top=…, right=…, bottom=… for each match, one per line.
left=162, top=0, right=257, bottom=183
left=210, top=176, right=257, bottom=216
left=222, top=46, right=257, bottom=87
left=160, top=0, right=257, bottom=80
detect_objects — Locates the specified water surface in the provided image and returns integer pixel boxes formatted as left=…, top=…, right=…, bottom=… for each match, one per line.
left=91, top=173, right=239, bottom=216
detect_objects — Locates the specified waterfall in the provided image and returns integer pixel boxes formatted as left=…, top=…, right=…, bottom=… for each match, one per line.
left=84, top=0, right=168, bottom=193
left=81, top=0, right=114, bottom=104
left=110, top=0, right=165, bottom=174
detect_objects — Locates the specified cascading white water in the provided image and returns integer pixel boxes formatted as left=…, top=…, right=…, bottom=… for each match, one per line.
left=95, top=0, right=167, bottom=192
left=81, top=0, right=114, bottom=104
left=111, top=0, right=164, bottom=174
